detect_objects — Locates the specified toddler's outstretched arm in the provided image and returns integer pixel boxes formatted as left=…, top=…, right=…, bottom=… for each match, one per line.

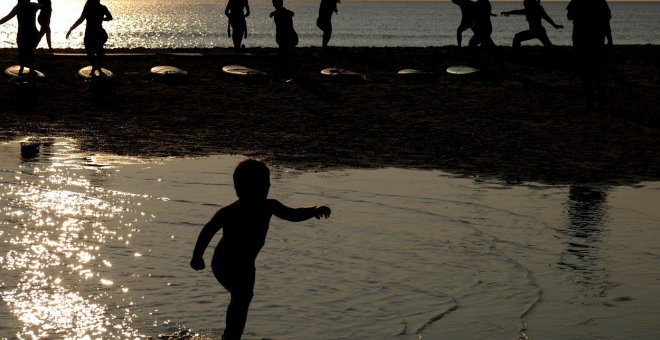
left=272, top=200, right=331, bottom=222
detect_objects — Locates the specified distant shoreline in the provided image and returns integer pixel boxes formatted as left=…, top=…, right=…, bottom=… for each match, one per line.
left=2, top=1, right=659, bottom=50
left=2, top=46, right=660, bottom=185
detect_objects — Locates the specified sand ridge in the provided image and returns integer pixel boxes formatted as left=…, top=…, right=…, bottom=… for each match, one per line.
left=1, top=46, right=659, bottom=185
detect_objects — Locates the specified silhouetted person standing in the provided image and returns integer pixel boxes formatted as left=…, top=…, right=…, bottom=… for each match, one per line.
left=469, top=0, right=496, bottom=48
left=190, top=159, right=331, bottom=340
left=225, top=0, right=250, bottom=50
left=67, top=0, right=113, bottom=77
left=567, top=0, right=612, bottom=106
left=270, top=0, right=298, bottom=78
left=452, top=0, right=475, bottom=47
left=0, top=0, right=41, bottom=77
left=316, top=0, right=340, bottom=48
left=501, top=0, right=563, bottom=47
left=36, top=0, right=52, bottom=50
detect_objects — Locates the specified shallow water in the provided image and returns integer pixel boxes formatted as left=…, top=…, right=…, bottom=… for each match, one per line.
left=1, top=138, right=660, bottom=339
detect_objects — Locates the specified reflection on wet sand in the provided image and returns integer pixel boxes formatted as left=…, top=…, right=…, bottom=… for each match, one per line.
left=559, top=186, right=609, bottom=298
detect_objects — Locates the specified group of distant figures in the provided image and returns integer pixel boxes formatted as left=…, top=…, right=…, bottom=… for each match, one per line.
left=222, top=0, right=340, bottom=76
left=226, top=0, right=340, bottom=50
left=1, top=0, right=612, bottom=103
left=0, top=0, right=340, bottom=79
left=0, top=0, right=111, bottom=78
left=453, top=0, right=613, bottom=105
left=453, top=0, right=612, bottom=49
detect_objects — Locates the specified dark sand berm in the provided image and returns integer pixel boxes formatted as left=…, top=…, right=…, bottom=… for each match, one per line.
left=1, top=46, right=660, bottom=185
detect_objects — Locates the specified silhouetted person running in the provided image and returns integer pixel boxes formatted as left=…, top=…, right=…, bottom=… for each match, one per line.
left=270, top=0, right=298, bottom=78
left=452, top=0, right=475, bottom=47
left=190, top=159, right=331, bottom=340
left=501, top=0, right=563, bottom=47
left=469, top=0, right=496, bottom=48
left=225, top=0, right=250, bottom=50
left=66, top=0, right=113, bottom=77
left=567, top=0, right=612, bottom=107
left=316, top=0, right=340, bottom=48
left=36, top=0, right=52, bottom=50
left=0, top=0, right=41, bottom=77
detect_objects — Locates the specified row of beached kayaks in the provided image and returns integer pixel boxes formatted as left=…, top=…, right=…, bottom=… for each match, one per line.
left=4, top=64, right=188, bottom=82
left=5, top=53, right=480, bottom=83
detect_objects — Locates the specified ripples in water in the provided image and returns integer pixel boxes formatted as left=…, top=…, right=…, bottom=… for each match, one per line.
left=1, top=137, right=659, bottom=339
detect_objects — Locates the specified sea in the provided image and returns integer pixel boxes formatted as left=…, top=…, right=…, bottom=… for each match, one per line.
left=1, top=138, right=659, bottom=339
left=0, top=0, right=659, bottom=49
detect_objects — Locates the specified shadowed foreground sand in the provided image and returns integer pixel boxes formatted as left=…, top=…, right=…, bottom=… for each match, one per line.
left=1, top=46, right=659, bottom=185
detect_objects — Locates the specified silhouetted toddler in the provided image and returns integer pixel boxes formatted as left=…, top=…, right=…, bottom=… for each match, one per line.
left=190, top=159, right=331, bottom=340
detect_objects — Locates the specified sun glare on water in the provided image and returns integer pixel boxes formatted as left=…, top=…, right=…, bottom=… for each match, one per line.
left=0, top=138, right=151, bottom=338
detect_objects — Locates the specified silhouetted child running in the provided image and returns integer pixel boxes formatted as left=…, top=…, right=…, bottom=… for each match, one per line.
left=190, top=159, right=331, bottom=340
left=501, top=0, right=563, bottom=47
left=225, top=0, right=250, bottom=50
left=452, top=0, right=476, bottom=48
left=66, top=0, right=113, bottom=77
left=0, top=0, right=41, bottom=78
left=36, top=0, right=52, bottom=50
left=316, top=0, right=340, bottom=48
left=270, top=0, right=298, bottom=79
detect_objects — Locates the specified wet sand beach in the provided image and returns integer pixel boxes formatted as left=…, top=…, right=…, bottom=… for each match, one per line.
left=1, top=46, right=659, bottom=185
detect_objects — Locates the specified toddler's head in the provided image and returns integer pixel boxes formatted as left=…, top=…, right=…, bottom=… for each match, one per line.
left=233, top=159, right=270, bottom=200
